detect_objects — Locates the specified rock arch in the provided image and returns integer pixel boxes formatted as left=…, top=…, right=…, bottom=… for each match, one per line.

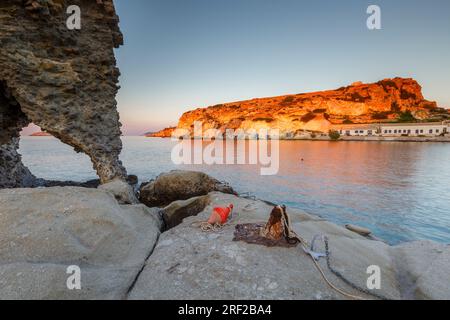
left=0, top=0, right=127, bottom=188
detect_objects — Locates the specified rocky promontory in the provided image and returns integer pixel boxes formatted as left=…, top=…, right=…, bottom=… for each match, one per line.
left=145, top=127, right=176, bottom=138
left=153, top=78, right=446, bottom=138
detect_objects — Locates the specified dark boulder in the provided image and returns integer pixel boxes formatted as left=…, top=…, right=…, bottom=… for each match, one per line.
left=139, top=170, right=236, bottom=208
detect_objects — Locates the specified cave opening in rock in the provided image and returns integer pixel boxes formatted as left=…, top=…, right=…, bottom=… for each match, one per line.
left=0, top=77, right=126, bottom=189
left=0, top=80, right=37, bottom=188
left=19, top=127, right=99, bottom=185
left=0, top=0, right=129, bottom=191
left=0, top=81, right=101, bottom=188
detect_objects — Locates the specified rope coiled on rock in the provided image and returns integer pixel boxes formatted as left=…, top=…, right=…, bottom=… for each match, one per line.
left=192, top=204, right=390, bottom=300
left=280, top=211, right=390, bottom=300
left=191, top=208, right=239, bottom=233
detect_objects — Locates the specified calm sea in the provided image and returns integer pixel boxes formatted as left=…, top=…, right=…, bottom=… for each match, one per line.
left=19, top=136, right=450, bottom=245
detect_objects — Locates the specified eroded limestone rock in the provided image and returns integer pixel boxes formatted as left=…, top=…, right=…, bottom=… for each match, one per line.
left=0, top=0, right=126, bottom=188
left=0, top=187, right=162, bottom=300
left=139, top=170, right=236, bottom=208
left=129, top=192, right=450, bottom=300
left=161, top=195, right=211, bottom=230
left=1, top=187, right=448, bottom=300
left=98, top=178, right=139, bottom=205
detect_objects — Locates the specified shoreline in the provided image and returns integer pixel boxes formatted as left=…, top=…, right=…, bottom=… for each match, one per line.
left=24, top=135, right=450, bottom=142
left=141, top=136, right=450, bottom=143
left=313, top=136, right=450, bottom=143
left=338, top=136, right=450, bottom=143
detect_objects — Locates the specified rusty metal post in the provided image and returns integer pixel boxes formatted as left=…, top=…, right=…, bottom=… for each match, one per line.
left=260, top=206, right=285, bottom=241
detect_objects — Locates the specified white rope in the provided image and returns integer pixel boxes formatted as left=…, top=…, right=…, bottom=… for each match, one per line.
left=192, top=205, right=376, bottom=300
left=191, top=208, right=239, bottom=233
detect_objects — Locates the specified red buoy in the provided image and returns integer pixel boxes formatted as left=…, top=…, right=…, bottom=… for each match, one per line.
left=208, top=204, right=234, bottom=225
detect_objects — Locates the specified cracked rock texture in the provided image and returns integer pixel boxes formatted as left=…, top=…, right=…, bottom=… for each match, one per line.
left=0, top=187, right=448, bottom=300
left=129, top=192, right=450, bottom=300
left=0, top=0, right=126, bottom=188
left=0, top=187, right=162, bottom=300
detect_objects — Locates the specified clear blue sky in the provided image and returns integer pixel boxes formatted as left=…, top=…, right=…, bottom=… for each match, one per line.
left=113, top=0, right=450, bottom=135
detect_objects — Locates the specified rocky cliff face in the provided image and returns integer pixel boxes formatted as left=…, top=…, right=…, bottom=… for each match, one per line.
left=0, top=0, right=126, bottom=188
left=171, top=78, right=438, bottom=138
left=145, top=127, right=175, bottom=138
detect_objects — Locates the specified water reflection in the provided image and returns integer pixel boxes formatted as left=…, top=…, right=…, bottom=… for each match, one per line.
left=19, top=137, right=450, bottom=244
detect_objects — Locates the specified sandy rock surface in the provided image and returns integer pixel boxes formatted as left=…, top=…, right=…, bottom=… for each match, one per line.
left=0, top=187, right=162, bottom=300
left=1, top=187, right=448, bottom=300
left=130, top=192, right=450, bottom=300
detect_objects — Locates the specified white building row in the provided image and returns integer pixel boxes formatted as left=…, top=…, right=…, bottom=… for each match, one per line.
left=333, top=121, right=450, bottom=137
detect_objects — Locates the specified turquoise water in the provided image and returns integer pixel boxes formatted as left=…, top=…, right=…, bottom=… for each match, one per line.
left=19, top=136, right=450, bottom=245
